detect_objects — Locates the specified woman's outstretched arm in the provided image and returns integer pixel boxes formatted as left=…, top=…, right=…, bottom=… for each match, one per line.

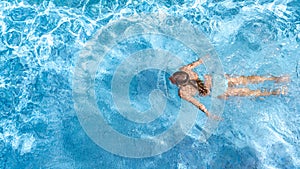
left=179, top=91, right=221, bottom=120
left=179, top=93, right=210, bottom=116
left=180, top=54, right=209, bottom=71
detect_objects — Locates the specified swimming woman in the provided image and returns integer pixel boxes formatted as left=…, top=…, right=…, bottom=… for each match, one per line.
left=169, top=55, right=289, bottom=119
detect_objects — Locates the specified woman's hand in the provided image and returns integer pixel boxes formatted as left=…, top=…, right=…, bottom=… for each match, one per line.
left=206, top=111, right=223, bottom=121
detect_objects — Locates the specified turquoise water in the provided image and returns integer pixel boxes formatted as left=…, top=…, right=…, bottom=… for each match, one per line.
left=0, top=0, right=300, bottom=168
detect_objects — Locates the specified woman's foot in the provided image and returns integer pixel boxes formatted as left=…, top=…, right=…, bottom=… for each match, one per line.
left=274, top=75, right=290, bottom=83
left=272, top=86, right=288, bottom=95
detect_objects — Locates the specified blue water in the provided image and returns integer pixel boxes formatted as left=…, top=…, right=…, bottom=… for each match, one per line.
left=1, top=0, right=300, bottom=168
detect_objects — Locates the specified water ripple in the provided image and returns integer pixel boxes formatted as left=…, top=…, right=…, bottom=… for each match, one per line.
left=0, top=0, right=299, bottom=168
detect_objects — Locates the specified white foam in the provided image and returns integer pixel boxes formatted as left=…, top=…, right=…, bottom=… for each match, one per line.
left=21, top=134, right=35, bottom=155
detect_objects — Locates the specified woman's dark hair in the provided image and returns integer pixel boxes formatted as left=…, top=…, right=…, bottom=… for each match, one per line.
left=171, top=71, right=209, bottom=96
left=171, top=71, right=189, bottom=85
left=195, top=79, right=209, bottom=96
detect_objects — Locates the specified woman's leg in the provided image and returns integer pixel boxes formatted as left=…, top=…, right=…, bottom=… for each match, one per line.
left=225, top=75, right=290, bottom=87
left=218, top=86, right=288, bottom=99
